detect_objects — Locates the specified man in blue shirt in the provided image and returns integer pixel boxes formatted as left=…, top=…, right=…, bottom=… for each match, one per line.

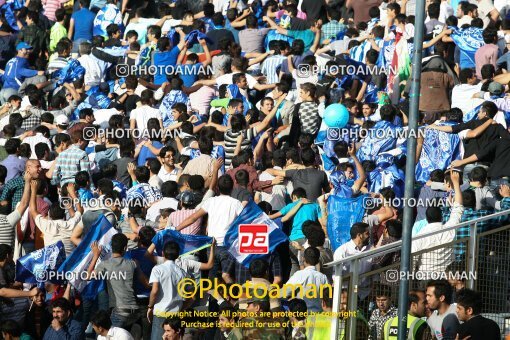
left=152, top=27, right=186, bottom=85
left=0, top=42, right=44, bottom=104
left=269, top=187, right=322, bottom=275
left=43, top=298, right=84, bottom=340
left=69, top=0, right=96, bottom=53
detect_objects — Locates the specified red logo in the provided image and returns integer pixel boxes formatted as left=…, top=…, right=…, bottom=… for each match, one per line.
left=239, top=224, right=269, bottom=254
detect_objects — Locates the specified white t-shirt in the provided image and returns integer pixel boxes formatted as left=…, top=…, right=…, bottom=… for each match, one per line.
left=216, top=72, right=258, bottom=89
left=97, top=327, right=134, bottom=340
left=158, top=167, right=179, bottom=183
left=130, top=105, right=162, bottom=133
left=149, top=260, right=188, bottom=314
left=93, top=108, right=122, bottom=129
left=450, top=83, right=483, bottom=114
left=146, top=197, right=179, bottom=222
left=24, top=133, right=52, bottom=160
left=201, top=195, right=243, bottom=245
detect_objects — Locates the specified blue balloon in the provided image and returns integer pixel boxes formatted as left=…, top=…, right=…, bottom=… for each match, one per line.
left=324, top=103, right=349, bottom=128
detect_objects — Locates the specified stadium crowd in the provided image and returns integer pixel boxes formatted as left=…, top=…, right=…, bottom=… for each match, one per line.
left=0, top=0, right=508, bottom=338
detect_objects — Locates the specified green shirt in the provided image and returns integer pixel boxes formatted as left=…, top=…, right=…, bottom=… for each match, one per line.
left=288, top=30, right=315, bottom=51
left=50, top=22, right=68, bottom=53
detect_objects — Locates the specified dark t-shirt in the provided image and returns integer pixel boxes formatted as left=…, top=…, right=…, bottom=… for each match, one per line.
left=477, top=138, right=510, bottom=179
left=206, top=29, right=235, bottom=50
left=286, top=167, right=330, bottom=201
left=301, top=0, right=326, bottom=22
left=231, top=187, right=251, bottom=203
left=451, top=119, right=510, bottom=158
left=458, top=315, right=500, bottom=339
left=112, top=156, right=136, bottom=187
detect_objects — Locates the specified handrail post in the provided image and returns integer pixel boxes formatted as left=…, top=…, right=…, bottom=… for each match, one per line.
left=347, top=259, right=360, bottom=339
left=466, top=222, right=478, bottom=290
left=331, top=263, right=343, bottom=340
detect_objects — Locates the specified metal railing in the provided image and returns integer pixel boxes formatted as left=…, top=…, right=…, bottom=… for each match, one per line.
left=326, top=208, right=510, bottom=340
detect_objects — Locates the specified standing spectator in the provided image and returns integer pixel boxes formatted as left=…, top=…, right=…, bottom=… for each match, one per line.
left=475, top=29, right=500, bottom=80
left=368, top=285, right=398, bottom=340
left=1, top=139, right=25, bottom=182
left=51, top=129, right=93, bottom=188
left=177, top=174, right=243, bottom=279
left=0, top=43, right=44, bottom=104
left=87, top=234, right=141, bottom=331
left=455, top=288, right=501, bottom=338
left=284, top=247, right=328, bottom=312
left=69, top=0, right=96, bottom=53
left=147, top=242, right=189, bottom=340
left=425, top=280, right=460, bottom=340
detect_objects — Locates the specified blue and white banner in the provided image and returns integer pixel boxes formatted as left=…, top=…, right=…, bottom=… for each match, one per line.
left=51, top=59, right=85, bottom=86
left=151, top=229, right=213, bottom=257
left=59, top=216, right=118, bottom=299
left=449, top=26, right=484, bottom=69
left=327, top=195, right=367, bottom=251
left=224, top=201, right=288, bottom=268
left=93, top=4, right=123, bottom=37
left=415, top=123, right=462, bottom=183
left=357, top=120, right=400, bottom=162
left=15, top=241, right=66, bottom=288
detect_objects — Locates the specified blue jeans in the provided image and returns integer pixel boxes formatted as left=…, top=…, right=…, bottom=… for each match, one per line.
left=151, top=316, right=166, bottom=340
left=0, top=88, right=18, bottom=105
left=208, top=246, right=232, bottom=280
left=110, top=307, right=142, bottom=330
left=78, top=290, right=109, bottom=331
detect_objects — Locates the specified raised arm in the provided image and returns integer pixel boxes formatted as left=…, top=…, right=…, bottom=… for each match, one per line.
left=349, top=143, right=366, bottom=193
left=16, top=173, right=32, bottom=216
left=263, top=16, right=288, bottom=36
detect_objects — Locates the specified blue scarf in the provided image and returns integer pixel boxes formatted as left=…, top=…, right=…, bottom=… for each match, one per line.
left=415, top=123, right=462, bottom=183
left=357, top=120, right=399, bottom=162
left=368, top=154, right=405, bottom=199
left=449, top=26, right=485, bottom=69
left=51, top=59, right=85, bottom=86
left=329, top=170, right=353, bottom=198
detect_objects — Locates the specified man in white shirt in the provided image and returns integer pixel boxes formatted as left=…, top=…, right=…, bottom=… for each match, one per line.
left=285, top=247, right=329, bottom=312
left=425, top=280, right=460, bottom=340
left=148, top=241, right=189, bottom=340
left=23, top=126, right=52, bottom=160
left=451, top=68, right=483, bottom=114
left=333, top=222, right=372, bottom=300
left=157, top=146, right=179, bottom=183
left=177, top=174, right=243, bottom=279
left=129, top=89, right=163, bottom=133
left=92, top=310, right=134, bottom=340
left=412, top=170, right=464, bottom=275
left=78, top=42, right=102, bottom=88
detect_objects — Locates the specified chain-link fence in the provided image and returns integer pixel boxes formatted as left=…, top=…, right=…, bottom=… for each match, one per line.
left=329, top=211, right=510, bottom=339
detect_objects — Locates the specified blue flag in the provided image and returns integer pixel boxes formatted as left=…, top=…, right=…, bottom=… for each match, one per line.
left=327, top=195, right=367, bottom=251
left=59, top=216, right=118, bottom=299
left=224, top=201, right=288, bottom=268
left=357, top=120, right=400, bottom=162
left=449, top=26, right=484, bottom=69
left=152, top=229, right=213, bottom=257
left=51, top=59, right=85, bottom=86
left=15, top=241, right=66, bottom=288
left=415, top=124, right=462, bottom=183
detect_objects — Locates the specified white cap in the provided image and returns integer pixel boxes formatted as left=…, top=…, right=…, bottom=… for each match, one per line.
left=55, top=115, right=69, bottom=126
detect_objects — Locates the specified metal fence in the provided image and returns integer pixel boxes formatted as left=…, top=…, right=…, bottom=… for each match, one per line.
left=326, top=209, right=510, bottom=340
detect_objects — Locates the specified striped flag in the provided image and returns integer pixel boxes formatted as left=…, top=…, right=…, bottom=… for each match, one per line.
left=59, top=216, right=118, bottom=299
left=151, top=229, right=213, bottom=257
left=388, top=31, right=411, bottom=101
left=224, top=201, right=288, bottom=268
